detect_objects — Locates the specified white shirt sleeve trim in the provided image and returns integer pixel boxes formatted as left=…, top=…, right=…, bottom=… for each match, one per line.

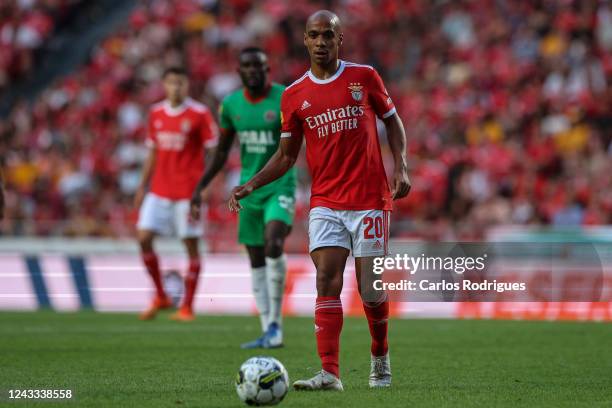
left=204, top=139, right=218, bottom=148
left=382, top=107, right=396, bottom=119
left=280, top=132, right=293, bottom=138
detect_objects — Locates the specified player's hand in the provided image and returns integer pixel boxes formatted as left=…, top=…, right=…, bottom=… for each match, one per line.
left=392, top=168, right=411, bottom=200
left=228, top=184, right=253, bottom=212
left=133, top=187, right=146, bottom=209
left=189, top=193, right=201, bottom=221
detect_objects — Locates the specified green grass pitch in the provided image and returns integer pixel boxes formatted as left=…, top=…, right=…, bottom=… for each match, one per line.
left=0, top=311, right=610, bottom=407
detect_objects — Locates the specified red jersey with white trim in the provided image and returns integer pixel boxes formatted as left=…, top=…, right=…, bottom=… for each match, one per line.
left=280, top=60, right=396, bottom=210
left=147, top=98, right=218, bottom=200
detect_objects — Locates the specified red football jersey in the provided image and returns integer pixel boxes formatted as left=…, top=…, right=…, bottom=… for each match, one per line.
left=280, top=60, right=396, bottom=210
left=146, top=98, right=218, bottom=200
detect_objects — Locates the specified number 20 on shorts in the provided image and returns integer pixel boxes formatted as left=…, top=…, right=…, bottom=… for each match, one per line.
left=363, top=216, right=383, bottom=239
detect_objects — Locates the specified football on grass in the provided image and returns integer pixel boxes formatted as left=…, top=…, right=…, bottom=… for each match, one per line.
left=235, top=356, right=289, bottom=406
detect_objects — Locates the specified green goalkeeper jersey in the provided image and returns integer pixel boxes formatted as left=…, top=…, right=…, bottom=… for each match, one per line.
left=219, top=83, right=296, bottom=195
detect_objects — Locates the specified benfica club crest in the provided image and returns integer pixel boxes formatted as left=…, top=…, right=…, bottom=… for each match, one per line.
left=181, top=119, right=191, bottom=132
left=348, top=83, right=363, bottom=101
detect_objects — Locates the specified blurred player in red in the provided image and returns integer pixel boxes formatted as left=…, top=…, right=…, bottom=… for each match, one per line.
left=229, top=11, right=410, bottom=390
left=135, top=67, right=218, bottom=321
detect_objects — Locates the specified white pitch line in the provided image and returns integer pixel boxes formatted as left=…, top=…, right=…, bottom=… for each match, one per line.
left=202, top=274, right=252, bottom=277
left=202, top=273, right=317, bottom=277
left=0, top=271, right=319, bottom=278
left=88, top=266, right=145, bottom=271
left=0, top=273, right=73, bottom=278
left=89, top=288, right=149, bottom=292
left=194, top=293, right=319, bottom=298
left=86, top=267, right=318, bottom=278
left=0, top=294, right=79, bottom=298
left=88, top=291, right=319, bottom=297
left=0, top=293, right=320, bottom=298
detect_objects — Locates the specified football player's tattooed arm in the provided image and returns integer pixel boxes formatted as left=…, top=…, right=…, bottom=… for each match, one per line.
left=134, top=148, right=156, bottom=209
left=190, top=128, right=235, bottom=218
left=384, top=112, right=411, bottom=200
left=228, top=133, right=302, bottom=212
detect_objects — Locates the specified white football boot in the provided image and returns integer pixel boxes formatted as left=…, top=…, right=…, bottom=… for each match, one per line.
left=293, top=370, right=344, bottom=391
left=369, top=353, right=392, bottom=388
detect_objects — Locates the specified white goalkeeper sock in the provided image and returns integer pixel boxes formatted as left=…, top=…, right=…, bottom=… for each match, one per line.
left=265, top=255, right=287, bottom=328
left=251, top=266, right=269, bottom=332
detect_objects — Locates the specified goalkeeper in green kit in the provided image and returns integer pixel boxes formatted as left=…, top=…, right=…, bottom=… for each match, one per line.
left=190, top=47, right=296, bottom=349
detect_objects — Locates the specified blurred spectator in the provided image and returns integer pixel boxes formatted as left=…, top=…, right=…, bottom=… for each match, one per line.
left=0, top=0, right=82, bottom=92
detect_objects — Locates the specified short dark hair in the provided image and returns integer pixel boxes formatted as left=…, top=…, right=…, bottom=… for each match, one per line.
left=240, top=46, right=266, bottom=57
left=162, top=66, right=188, bottom=78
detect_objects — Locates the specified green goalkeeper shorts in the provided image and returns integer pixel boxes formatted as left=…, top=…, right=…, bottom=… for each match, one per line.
left=238, top=189, right=296, bottom=246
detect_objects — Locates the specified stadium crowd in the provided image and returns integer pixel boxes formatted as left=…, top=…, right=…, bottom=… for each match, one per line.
left=0, top=0, right=82, bottom=93
left=1, top=0, right=611, bottom=247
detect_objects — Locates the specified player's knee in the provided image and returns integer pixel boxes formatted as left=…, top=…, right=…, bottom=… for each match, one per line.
left=316, top=270, right=343, bottom=297
left=264, top=222, right=289, bottom=256
left=264, top=241, right=283, bottom=258
left=360, top=288, right=383, bottom=304
left=183, top=238, right=199, bottom=259
left=138, top=233, right=154, bottom=252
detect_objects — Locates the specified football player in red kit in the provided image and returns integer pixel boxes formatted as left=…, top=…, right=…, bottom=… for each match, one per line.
left=229, top=11, right=410, bottom=390
left=135, top=67, right=218, bottom=322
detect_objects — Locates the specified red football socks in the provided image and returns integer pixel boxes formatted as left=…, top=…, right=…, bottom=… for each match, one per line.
left=363, top=294, right=389, bottom=357
left=142, top=252, right=165, bottom=299
left=182, top=258, right=201, bottom=310
left=315, top=296, right=343, bottom=378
